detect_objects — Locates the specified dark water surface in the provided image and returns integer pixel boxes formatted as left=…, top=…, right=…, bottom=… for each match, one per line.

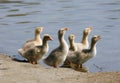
left=0, top=0, right=120, bottom=72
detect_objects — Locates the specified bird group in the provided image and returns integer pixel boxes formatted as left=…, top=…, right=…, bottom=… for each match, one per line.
left=18, top=27, right=101, bottom=71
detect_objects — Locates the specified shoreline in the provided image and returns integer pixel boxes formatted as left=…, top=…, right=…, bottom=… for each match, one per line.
left=0, top=53, right=120, bottom=83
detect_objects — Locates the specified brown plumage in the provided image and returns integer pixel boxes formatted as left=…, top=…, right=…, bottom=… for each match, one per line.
left=18, top=27, right=43, bottom=57
left=18, top=34, right=53, bottom=64
left=62, top=34, right=77, bottom=67
left=67, top=35, right=101, bottom=70
left=43, top=28, right=69, bottom=68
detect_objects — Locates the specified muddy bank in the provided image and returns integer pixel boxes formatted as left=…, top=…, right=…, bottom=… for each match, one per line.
left=0, top=54, right=120, bottom=83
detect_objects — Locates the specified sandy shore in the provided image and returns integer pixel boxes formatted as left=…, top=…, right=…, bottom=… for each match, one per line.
left=0, top=53, right=120, bottom=83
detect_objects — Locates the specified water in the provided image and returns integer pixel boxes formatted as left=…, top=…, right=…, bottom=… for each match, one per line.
left=0, top=0, right=120, bottom=72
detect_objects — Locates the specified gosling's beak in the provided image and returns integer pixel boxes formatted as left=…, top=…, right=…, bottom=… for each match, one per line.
left=49, top=37, right=53, bottom=41
left=73, top=34, right=76, bottom=37
left=63, top=27, right=69, bottom=31
left=40, top=27, right=44, bottom=31
left=89, top=26, right=93, bottom=31
left=36, top=27, right=43, bottom=32
left=97, top=36, right=101, bottom=40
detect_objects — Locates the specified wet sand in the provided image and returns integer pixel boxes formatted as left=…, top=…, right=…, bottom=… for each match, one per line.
left=0, top=53, right=120, bottom=83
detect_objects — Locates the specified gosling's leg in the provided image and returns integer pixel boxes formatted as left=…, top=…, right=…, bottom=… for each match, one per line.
left=80, top=64, right=83, bottom=68
left=53, top=63, right=59, bottom=68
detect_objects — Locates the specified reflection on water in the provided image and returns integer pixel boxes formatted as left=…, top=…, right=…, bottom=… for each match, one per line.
left=0, top=0, right=120, bottom=72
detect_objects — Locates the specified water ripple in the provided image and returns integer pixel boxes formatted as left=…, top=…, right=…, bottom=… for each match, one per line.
left=0, top=0, right=23, bottom=4
left=108, top=9, right=120, bottom=12
left=6, top=13, right=28, bottom=17
left=0, top=6, right=9, bottom=9
left=100, top=1, right=120, bottom=6
left=8, top=9, right=19, bottom=12
left=16, top=21, right=32, bottom=24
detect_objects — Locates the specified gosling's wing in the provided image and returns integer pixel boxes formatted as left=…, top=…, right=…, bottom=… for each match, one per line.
left=67, top=51, right=79, bottom=64
left=22, top=42, right=35, bottom=51
left=76, top=49, right=91, bottom=63
left=45, top=47, right=63, bottom=62
left=34, top=46, right=42, bottom=53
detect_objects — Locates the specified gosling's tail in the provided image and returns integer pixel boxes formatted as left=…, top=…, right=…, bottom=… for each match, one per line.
left=18, top=48, right=24, bottom=56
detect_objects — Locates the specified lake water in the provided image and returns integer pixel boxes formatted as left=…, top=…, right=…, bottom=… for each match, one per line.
left=0, top=0, right=120, bottom=72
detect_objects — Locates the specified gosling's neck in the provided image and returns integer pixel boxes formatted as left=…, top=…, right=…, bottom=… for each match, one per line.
left=42, top=38, right=48, bottom=47
left=35, top=33, right=41, bottom=42
left=59, top=34, right=64, bottom=46
left=69, top=40, right=76, bottom=51
left=58, top=34, right=68, bottom=49
left=90, top=41, right=96, bottom=52
left=81, top=33, right=89, bottom=47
